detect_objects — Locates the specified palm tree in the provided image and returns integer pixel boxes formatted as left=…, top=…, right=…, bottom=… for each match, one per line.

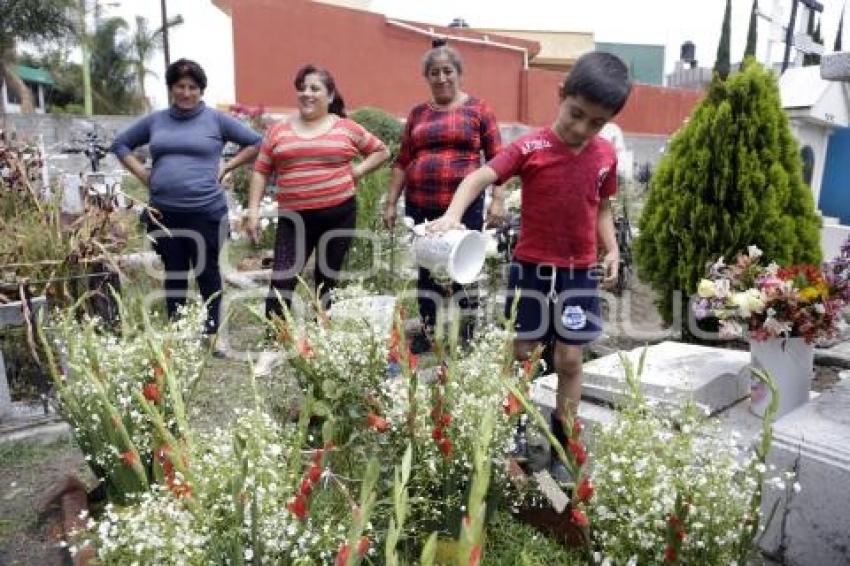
left=89, top=16, right=138, bottom=114
left=127, top=14, right=182, bottom=111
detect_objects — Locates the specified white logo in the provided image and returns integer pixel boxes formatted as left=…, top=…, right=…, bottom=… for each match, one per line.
left=596, top=166, right=611, bottom=191
left=520, top=138, right=553, bottom=155
left=561, top=305, right=587, bottom=330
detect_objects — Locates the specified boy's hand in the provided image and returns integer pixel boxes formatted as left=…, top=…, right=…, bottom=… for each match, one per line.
left=426, top=214, right=464, bottom=233
left=486, top=198, right=506, bottom=227
left=601, top=251, right=619, bottom=288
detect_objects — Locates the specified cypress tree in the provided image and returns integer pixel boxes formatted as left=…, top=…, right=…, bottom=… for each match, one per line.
left=634, top=62, right=822, bottom=325
left=836, top=6, right=844, bottom=52
left=744, top=0, right=758, bottom=59
left=714, top=0, right=732, bottom=79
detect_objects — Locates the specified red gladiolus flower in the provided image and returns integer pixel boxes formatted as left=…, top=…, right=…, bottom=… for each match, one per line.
left=334, top=543, right=350, bottom=566
left=297, top=337, right=315, bottom=359
left=367, top=412, right=390, bottom=433
left=299, top=477, right=313, bottom=497
left=570, top=507, right=589, bottom=527
left=312, top=448, right=325, bottom=464
left=438, top=437, right=453, bottom=457
left=576, top=476, right=594, bottom=502
left=119, top=451, right=138, bottom=467
left=432, top=427, right=443, bottom=441
left=503, top=392, right=522, bottom=416
left=308, top=464, right=322, bottom=483
left=439, top=413, right=452, bottom=427
left=357, top=536, right=370, bottom=557
left=437, top=364, right=448, bottom=384
left=664, top=544, right=677, bottom=563
left=572, top=418, right=583, bottom=436
left=143, top=382, right=161, bottom=403
left=287, top=495, right=308, bottom=521
left=407, top=352, right=419, bottom=371
left=153, top=364, right=165, bottom=379
left=469, top=544, right=482, bottom=566
left=567, top=438, right=587, bottom=466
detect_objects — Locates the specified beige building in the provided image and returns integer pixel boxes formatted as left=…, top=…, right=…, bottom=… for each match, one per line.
left=480, top=29, right=594, bottom=72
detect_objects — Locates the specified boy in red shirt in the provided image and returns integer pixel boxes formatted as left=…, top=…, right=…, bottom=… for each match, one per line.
left=429, top=52, right=632, bottom=476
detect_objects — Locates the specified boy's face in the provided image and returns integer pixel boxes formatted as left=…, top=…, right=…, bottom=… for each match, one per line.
left=554, top=93, right=615, bottom=149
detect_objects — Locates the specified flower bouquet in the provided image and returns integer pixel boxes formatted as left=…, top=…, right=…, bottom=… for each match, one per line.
left=693, top=246, right=847, bottom=343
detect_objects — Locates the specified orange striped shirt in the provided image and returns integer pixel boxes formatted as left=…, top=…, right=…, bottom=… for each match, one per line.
left=254, top=118, right=385, bottom=211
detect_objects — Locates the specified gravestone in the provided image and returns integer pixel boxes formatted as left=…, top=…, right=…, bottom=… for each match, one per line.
left=0, top=297, right=46, bottom=423
left=566, top=341, right=751, bottom=413
left=759, top=378, right=850, bottom=566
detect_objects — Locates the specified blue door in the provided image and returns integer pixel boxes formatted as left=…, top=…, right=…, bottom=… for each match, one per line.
left=820, top=127, right=850, bottom=224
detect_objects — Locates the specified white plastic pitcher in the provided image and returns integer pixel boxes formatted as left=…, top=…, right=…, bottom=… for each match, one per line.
left=412, top=227, right=486, bottom=285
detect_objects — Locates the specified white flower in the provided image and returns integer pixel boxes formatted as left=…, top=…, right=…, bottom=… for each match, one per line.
left=697, top=279, right=717, bottom=298
left=747, top=245, right=763, bottom=259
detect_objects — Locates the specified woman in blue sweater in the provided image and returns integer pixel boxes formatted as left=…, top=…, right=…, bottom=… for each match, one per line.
left=112, top=59, right=261, bottom=344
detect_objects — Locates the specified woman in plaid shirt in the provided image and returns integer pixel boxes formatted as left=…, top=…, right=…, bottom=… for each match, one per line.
left=383, top=40, right=504, bottom=352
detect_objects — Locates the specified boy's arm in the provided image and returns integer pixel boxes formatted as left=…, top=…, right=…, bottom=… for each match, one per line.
left=598, top=198, right=619, bottom=286
left=428, top=165, right=499, bottom=232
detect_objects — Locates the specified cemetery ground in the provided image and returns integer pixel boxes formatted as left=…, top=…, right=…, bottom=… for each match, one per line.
left=1, top=270, right=847, bottom=564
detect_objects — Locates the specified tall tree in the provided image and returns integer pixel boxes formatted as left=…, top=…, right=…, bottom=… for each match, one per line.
left=836, top=5, right=845, bottom=52
left=89, top=17, right=140, bottom=114
left=128, top=14, right=182, bottom=111
left=0, top=0, right=74, bottom=113
left=635, top=61, right=821, bottom=326
left=714, top=0, right=732, bottom=80
left=744, top=0, right=759, bottom=59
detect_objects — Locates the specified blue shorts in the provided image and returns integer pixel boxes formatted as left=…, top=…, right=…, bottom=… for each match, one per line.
left=503, top=261, right=603, bottom=345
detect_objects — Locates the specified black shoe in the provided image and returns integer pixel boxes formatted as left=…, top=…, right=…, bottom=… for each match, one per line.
left=409, top=332, right=433, bottom=355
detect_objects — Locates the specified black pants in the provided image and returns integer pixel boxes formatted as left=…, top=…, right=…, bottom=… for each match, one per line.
left=266, top=197, right=357, bottom=319
left=146, top=207, right=227, bottom=334
left=405, top=197, right=484, bottom=328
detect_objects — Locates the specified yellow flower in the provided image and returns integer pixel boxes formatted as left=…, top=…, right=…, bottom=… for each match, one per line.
left=697, top=279, right=717, bottom=298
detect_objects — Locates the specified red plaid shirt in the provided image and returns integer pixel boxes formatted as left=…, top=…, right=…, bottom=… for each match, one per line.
left=395, top=97, right=501, bottom=210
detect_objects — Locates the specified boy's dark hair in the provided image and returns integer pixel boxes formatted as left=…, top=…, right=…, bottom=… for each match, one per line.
left=165, top=58, right=207, bottom=91
left=294, top=64, right=347, bottom=118
left=561, top=52, right=632, bottom=115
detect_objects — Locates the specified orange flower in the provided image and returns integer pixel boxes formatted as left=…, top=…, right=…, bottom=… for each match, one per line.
left=287, top=494, right=308, bottom=521
left=503, top=392, right=522, bottom=416
left=469, top=544, right=482, bottom=566
left=567, top=438, right=587, bottom=466
left=307, top=464, right=322, bottom=483
left=438, top=437, right=453, bottom=457
left=153, top=364, right=165, bottom=379
left=296, top=336, right=315, bottom=359
left=143, top=382, right=161, bottom=403
left=334, top=543, right=350, bottom=566
left=570, top=507, right=589, bottom=527
left=119, top=451, right=138, bottom=467
left=299, top=477, right=313, bottom=497
left=357, top=536, right=370, bottom=557
left=367, top=412, right=390, bottom=433
left=576, top=476, right=594, bottom=502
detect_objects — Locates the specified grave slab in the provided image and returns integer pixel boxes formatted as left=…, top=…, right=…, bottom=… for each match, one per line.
left=759, top=379, right=850, bottom=566
left=576, top=341, right=751, bottom=413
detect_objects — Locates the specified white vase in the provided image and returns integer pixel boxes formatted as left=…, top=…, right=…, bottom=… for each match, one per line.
left=748, top=337, right=814, bottom=419
left=412, top=228, right=486, bottom=285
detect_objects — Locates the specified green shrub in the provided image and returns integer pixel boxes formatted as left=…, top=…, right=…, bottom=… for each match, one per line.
left=350, top=106, right=403, bottom=156
left=635, top=61, right=821, bottom=324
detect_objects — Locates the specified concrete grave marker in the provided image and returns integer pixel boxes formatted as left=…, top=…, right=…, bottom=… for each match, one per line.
left=548, top=341, right=753, bottom=413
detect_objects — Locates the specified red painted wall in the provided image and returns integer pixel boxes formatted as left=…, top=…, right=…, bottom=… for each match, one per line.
left=226, top=0, right=702, bottom=134
left=230, top=0, right=528, bottom=122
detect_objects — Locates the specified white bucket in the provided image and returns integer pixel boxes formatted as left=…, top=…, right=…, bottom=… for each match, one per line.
left=749, top=337, right=814, bottom=419
left=413, top=228, right=486, bottom=285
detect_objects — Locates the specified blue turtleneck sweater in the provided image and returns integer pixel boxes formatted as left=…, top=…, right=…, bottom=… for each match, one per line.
left=111, top=102, right=261, bottom=214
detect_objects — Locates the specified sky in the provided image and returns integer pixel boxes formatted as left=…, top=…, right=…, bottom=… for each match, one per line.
left=99, top=0, right=847, bottom=109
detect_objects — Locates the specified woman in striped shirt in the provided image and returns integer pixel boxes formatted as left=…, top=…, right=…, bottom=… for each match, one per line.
left=247, top=65, right=390, bottom=318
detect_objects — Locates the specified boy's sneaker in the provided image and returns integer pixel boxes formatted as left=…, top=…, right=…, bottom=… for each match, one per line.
left=409, top=331, right=433, bottom=355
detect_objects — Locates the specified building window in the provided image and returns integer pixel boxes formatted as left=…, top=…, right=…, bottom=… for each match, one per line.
left=801, top=145, right=815, bottom=187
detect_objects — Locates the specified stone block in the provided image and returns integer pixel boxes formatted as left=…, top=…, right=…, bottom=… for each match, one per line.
left=578, top=341, right=751, bottom=413
left=759, top=379, right=850, bottom=566
left=821, top=52, right=850, bottom=82
left=0, top=296, right=46, bottom=329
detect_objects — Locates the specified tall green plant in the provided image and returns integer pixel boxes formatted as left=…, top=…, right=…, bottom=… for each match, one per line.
left=714, top=0, right=732, bottom=80
left=744, top=0, right=758, bottom=59
left=635, top=61, right=821, bottom=324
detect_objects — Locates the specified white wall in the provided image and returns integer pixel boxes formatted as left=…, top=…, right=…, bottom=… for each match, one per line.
left=788, top=120, right=829, bottom=207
